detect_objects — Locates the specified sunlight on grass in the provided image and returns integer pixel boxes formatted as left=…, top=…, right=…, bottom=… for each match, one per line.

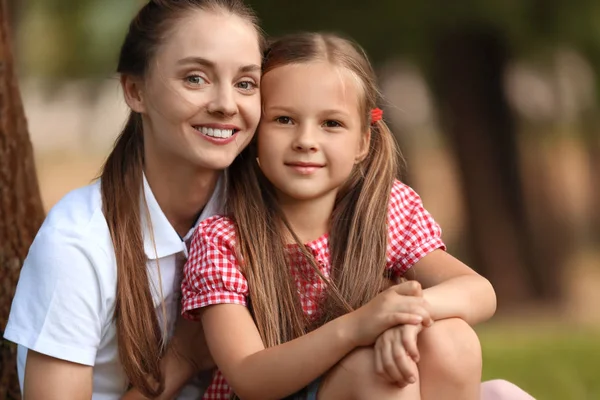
left=479, top=325, right=600, bottom=399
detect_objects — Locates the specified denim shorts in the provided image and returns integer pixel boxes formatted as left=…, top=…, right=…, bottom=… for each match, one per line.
left=305, top=378, right=320, bottom=400
left=284, top=378, right=321, bottom=400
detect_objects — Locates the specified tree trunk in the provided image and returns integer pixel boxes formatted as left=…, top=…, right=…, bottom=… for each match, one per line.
left=587, top=133, right=600, bottom=243
left=431, top=28, right=561, bottom=308
left=0, top=0, right=45, bottom=398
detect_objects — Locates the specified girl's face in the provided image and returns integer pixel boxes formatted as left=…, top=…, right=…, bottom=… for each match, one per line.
left=258, top=61, right=369, bottom=204
left=132, top=10, right=262, bottom=172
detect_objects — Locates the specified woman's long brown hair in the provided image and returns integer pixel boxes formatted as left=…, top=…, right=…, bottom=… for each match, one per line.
left=100, top=0, right=263, bottom=396
left=226, top=32, right=402, bottom=349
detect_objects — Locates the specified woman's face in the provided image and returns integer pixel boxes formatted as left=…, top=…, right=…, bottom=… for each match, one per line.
left=136, top=9, right=262, bottom=172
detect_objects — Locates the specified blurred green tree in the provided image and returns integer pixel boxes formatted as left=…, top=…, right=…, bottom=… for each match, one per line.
left=11, top=0, right=600, bottom=306
left=16, top=0, right=140, bottom=88
left=247, top=0, right=600, bottom=306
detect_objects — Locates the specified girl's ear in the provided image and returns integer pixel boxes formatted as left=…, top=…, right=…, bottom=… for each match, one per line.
left=121, top=75, right=146, bottom=114
left=355, top=128, right=372, bottom=163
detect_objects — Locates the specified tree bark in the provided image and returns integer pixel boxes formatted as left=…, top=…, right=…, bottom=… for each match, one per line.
left=431, top=28, right=561, bottom=307
left=0, top=0, right=45, bottom=398
left=587, top=131, right=600, bottom=243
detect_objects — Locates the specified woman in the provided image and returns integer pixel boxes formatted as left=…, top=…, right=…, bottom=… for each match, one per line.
left=4, top=0, right=264, bottom=398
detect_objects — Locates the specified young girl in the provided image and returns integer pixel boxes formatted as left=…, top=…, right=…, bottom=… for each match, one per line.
left=180, top=32, right=498, bottom=400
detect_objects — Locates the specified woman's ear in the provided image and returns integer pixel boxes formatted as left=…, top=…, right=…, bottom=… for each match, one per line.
left=355, top=128, right=372, bottom=163
left=121, top=75, right=146, bottom=114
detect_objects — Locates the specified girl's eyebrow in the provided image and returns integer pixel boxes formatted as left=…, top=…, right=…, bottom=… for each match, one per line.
left=319, top=109, right=349, bottom=116
left=177, top=56, right=260, bottom=74
left=265, top=106, right=295, bottom=113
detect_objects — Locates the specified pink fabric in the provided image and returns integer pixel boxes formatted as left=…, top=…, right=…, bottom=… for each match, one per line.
left=481, top=380, right=536, bottom=400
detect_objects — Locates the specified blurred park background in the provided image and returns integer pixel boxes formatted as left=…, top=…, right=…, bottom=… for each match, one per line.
left=1, top=0, right=600, bottom=399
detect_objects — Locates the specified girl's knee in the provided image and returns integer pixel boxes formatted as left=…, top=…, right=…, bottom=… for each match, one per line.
left=320, top=347, right=420, bottom=400
left=338, top=347, right=376, bottom=378
left=418, top=318, right=482, bottom=381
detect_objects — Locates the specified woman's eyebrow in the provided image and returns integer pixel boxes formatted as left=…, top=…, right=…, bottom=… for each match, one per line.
left=240, top=64, right=261, bottom=74
left=177, top=56, right=215, bottom=67
left=177, top=56, right=260, bottom=74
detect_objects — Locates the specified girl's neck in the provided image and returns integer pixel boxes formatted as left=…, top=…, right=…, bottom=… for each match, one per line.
left=144, top=151, right=219, bottom=238
left=277, top=191, right=337, bottom=244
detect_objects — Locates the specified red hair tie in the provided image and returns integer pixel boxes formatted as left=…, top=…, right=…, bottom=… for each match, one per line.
left=371, top=108, right=383, bottom=124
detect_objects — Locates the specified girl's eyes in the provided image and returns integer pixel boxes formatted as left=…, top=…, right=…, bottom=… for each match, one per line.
left=275, top=116, right=293, bottom=124
left=323, top=120, right=343, bottom=128
left=273, top=117, right=345, bottom=128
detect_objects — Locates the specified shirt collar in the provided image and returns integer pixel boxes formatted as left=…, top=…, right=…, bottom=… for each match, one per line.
left=141, top=173, right=224, bottom=260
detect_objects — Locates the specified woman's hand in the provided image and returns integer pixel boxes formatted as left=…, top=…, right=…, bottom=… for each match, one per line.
left=120, top=388, right=148, bottom=400
left=120, top=316, right=214, bottom=400
left=169, top=315, right=215, bottom=373
left=346, top=281, right=432, bottom=347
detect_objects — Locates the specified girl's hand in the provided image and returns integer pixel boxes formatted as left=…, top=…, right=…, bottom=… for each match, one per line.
left=374, top=323, right=423, bottom=387
left=346, top=281, right=432, bottom=347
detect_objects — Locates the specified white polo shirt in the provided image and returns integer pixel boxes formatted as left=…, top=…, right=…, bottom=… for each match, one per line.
left=4, top=174, right=224, bottom=399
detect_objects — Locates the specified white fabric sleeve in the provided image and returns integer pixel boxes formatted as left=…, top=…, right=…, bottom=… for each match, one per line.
left=4, top=227, right=105, bottom=366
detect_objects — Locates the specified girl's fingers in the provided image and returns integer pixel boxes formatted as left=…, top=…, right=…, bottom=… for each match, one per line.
left=374, top=341, right=394, bottom=383
left=382, top=339, right=404, bottom=385
left=392, top=340, right=417, bottom=386
left=386, top=294, right=431, bottom=325
left=390, top=312, right=423, bottom=327
left=401, top=326, right=420, bottom=362
left=391, top=303, right=430, bottom=325
left=390, top=281, right=422, bottom=296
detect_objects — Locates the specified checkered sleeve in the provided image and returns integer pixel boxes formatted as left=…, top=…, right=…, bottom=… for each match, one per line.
left=387, top=180, right=446, bottom=276
left=181, top=216, right=248, bottom=321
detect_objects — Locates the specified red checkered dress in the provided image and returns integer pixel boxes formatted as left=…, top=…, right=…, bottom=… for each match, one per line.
left=181, top=180, right=446, bottom=399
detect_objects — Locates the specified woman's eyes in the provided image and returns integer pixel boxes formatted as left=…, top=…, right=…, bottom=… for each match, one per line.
left=185, top=74, right=207, bottom=86
left=184, top=75, right=258, bottom=93
left=236, top=80, right=258, bottom=92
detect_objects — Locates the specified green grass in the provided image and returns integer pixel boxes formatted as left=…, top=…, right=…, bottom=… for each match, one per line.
left=479, top=325, right=600, bottom=400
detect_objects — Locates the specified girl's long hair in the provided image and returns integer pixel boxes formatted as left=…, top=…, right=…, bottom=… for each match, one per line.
left=100, top=0, right=263, bottom=396
left=226, top=32, right=401, bottom=349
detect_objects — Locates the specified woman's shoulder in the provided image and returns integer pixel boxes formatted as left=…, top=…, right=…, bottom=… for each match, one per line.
left=35, top=180, right=113, bottom=260
left=7, top=182, right=116, bottom=355
left=43, top=180, right=107, bottom=234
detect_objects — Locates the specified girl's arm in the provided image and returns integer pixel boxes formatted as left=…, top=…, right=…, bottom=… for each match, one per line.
left=24, top=351, right=92, bottom=400
left=201, top=282, right=429, bottom=400
left=386, top=182, right=495, bottom=325
left=405, top=249, right=497, bottom=324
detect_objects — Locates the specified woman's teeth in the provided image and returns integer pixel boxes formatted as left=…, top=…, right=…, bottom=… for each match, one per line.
left=196, top=126, right=235, bottom=139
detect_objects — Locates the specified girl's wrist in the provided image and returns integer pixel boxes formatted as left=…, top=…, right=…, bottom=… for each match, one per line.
left=332, top=313, right=359, bottom=350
